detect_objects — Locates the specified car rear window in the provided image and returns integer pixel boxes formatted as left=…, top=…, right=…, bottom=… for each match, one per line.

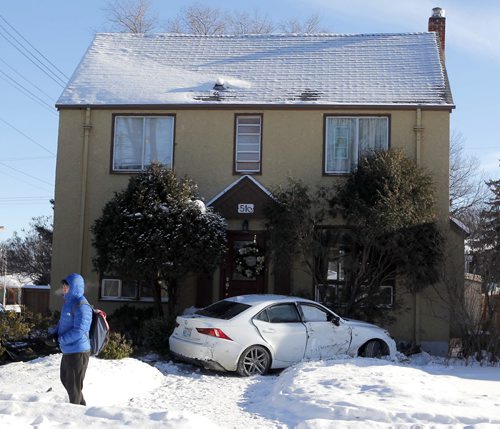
left=195, top=301, right=251, bottom=320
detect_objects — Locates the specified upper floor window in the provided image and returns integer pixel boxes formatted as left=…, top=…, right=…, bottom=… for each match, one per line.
left=325, top=116, right=388, bottom=174
left=113, top=115, right=174, bottom=172
left=235, top=115, right=262, bottom=173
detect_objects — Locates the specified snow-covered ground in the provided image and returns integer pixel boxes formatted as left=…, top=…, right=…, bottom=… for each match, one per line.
left=0, top=353, right=499, bottom=428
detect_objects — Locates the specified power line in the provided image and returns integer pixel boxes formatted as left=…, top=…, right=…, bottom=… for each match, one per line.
left=0, top=196, right=52, bottom=205
left=0, top=156, right=55, bottom=162
left=0, top=169, right=53, bottom=193
left=0, top=21, right=66, bottom=88
left=0, top=196, right=52, bottom=200
left=0, top=56, right=55, bottom=102
left=0, top=69, right=57, bottom=113
left=0, top=162, right=54, bottom=187
left=0, top=117, right=56, bottom=155
left=0, top=15, right=69, bottom=82
left=0, top=198, right=50, bottom=207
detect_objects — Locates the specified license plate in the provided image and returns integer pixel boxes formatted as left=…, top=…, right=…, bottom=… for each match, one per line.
left=183, top=327, right=192, bottom=338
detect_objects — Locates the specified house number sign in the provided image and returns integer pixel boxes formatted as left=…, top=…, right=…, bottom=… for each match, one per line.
left=238, top=203, right=254, bottom=214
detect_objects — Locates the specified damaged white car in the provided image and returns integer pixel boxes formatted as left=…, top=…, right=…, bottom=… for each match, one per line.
left=169, top=295, right=396, bottom=376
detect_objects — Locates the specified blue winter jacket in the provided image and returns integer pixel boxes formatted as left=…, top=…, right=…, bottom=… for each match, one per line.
left=56, top=273, right=92, bottom=354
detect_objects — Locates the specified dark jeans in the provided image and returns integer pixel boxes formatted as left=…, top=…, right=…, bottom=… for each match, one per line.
left=60, top=351, right=90, bottom=405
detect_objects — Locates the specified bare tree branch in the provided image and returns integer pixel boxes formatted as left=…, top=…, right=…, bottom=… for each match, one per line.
left=227, top=10, right=274, bottom=34
left=104, top=0, right=158, bottom=33
left=166, top=5, right=323, bottom=35
left=449, top=131, right=489, bottom=221
left=279, top=14, right=323, bottom=33
left=167, top=4, right=226, bottom=35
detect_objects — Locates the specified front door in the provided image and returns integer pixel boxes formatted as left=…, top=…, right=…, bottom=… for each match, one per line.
left=299, top=303, right=352, bottom=359
left=221, top=232, right=266, bottom=298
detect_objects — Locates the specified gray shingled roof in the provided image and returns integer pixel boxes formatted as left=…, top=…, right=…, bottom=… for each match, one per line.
left=57, top=32, right=454, bottom=107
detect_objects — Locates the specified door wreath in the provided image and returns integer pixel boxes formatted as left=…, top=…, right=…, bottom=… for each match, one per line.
left=234, top=243, right=265, bottom=279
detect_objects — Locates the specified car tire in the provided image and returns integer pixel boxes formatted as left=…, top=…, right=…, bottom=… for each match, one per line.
left=237, top=345, right=271, bottom=376
left=361, top=340, right=386, bottom=358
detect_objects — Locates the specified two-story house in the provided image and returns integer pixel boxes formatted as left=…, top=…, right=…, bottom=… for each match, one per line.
left=51, top=8, right=461, bottom=355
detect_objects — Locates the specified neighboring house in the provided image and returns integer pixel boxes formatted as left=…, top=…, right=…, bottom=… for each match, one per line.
left=21, top=284, right=51, bottom=315
left=51, top=8, right=462, bottom=355
left=1, top=275, right=25, bottom=312
left=0, top=275, right=50, bottom=314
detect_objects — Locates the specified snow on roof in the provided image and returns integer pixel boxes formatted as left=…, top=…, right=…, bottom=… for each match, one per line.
left=22, top=284, right=51, bottom=290
left=57, top=32, right=453, bottom=107
left=1, top=275, right=31, bottom=288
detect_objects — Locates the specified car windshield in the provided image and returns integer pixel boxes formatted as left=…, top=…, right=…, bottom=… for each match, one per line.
left=195, top=301, right=251, bottom=320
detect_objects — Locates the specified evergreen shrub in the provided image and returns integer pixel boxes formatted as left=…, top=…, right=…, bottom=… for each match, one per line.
left=142, top=317, right=172, bottom=354
left=107, top=305, right=154, bottom=346
left=98, top=332, right=133, bottom=359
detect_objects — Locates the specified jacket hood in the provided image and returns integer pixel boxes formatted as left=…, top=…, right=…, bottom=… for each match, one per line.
left=64, top=273, right=85, bottom=299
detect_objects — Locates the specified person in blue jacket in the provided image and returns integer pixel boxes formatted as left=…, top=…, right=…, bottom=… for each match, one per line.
left=51, top=273, right=93, bottom=405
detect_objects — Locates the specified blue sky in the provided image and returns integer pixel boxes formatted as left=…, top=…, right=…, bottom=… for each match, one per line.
left=0, top=0, right=499, bottom=239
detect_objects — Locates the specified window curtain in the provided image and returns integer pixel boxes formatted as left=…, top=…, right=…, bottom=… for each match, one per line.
left=358, top=118, right=388, bottom=154
left=114, top=117, right=144, bottom=170
left=326, top=118, right=356, bottom=173
left=144, top=117, right=174, bottom=167
left=326, top=117, right=388, bottom=173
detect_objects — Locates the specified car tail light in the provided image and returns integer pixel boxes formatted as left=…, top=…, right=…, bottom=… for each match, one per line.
left=196, top=328, right=232, bottom=341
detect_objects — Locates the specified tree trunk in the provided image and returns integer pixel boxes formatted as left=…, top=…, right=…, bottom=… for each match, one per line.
left=151, top=276, right=164, bottom=318
left=167, top=278, right=178, bottom=326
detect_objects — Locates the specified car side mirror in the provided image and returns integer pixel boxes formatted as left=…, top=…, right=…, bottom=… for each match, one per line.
left=329, top=315, right=340, bottom=326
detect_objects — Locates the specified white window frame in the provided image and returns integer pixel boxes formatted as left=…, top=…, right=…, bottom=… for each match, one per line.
left=235, top=115, right=262, bottom=173
left=112, top=115, right=175, bottom=172
left=325, top=116, right=389, bottom=174
left=101, top=278, right=135, bottom=300
left=100, top=278, right=168, bottom=302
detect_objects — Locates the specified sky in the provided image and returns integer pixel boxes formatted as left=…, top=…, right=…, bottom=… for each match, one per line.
left=0, top=0, right=499, bottom=239
left=0, top=353, right=499, bottom=427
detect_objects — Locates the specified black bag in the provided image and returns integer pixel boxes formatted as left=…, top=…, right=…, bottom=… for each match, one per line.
left=76, top=301, right=110, bottom=356
left=88, top=307, right=110, bottom=356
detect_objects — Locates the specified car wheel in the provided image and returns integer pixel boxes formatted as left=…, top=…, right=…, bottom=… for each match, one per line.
left=237, top=345, right=271, bottom=376
left=361, top=340, right=386, bottom=358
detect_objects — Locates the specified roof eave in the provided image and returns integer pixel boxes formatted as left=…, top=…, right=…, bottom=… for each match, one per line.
left=56, top=102, right=456, bottom=111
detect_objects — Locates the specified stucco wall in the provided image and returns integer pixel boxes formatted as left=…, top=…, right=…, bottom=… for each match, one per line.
left=51, top=106, right=453, bottom=345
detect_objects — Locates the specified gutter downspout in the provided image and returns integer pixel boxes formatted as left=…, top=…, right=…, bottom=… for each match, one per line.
left=413, top=107, right=424, bottom=345
left=78, top=107, right=92, bottom=273
left=414, top=108, right=423, bottom=165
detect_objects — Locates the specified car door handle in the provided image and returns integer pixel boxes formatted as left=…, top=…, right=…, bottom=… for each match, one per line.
left=261, top=328, right=275, bottom=333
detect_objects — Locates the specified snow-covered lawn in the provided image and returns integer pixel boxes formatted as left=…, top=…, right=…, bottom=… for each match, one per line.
left=0, top=353, right=499, bottom=428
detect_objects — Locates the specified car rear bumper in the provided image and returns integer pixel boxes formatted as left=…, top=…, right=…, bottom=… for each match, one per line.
left=169, top=335, right=241, bottom=372
left=170, top=350, right=228, bottom=372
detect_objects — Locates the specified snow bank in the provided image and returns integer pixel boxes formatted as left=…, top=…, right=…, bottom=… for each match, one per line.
left=0, top=353, right=499, bottom=428
left=246, top=357, right=500, bottom=427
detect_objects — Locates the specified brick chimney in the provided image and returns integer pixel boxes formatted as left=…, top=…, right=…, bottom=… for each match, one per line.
left=428, top=7, right=446, bottom=59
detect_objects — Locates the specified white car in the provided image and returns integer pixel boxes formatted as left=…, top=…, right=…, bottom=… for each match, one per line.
left=169, top=294, right=396, bottom=376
